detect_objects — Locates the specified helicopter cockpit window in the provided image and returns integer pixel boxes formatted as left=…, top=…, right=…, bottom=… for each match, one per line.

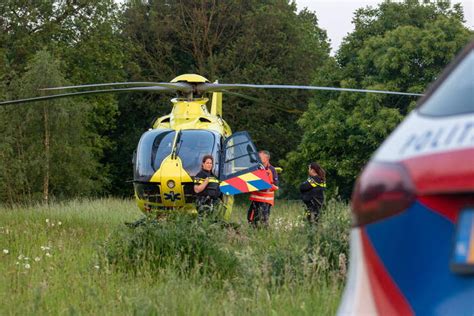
left=176, top=130, right=220, bottom=176
left=134, top=129, right=175, bottom=181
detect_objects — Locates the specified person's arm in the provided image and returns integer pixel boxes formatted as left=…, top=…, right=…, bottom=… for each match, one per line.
left=270, top=166, right=279, bottom=187
left=269, top=165, right=279, bottom=190
left=300, top=179, right=313, bottom=193
left=194, top=177, right=209, bottom=193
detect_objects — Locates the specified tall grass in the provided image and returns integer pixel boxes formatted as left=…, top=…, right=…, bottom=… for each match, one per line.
left=0, top=198, right=350, bottom=315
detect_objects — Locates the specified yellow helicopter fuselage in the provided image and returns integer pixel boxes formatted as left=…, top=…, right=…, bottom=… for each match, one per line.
left=133, top=75, right=234, bottom=218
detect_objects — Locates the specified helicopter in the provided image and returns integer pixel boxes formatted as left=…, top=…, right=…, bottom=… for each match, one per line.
left=0, top=74, right=423, bottom=219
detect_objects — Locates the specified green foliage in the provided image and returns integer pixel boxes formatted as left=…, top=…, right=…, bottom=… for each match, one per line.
left=1, top=0, right=473, bottom=201
left=108, top=0, right=331, bottom=195
left=0, top=199, right=349, bottom=315
left=105, top=216, right=240, bottom=280
left=0, top=50, right=100, bottom=203
left=0, top=0, right=128, bottom=199
left=282, top=0, right=473, bottom=199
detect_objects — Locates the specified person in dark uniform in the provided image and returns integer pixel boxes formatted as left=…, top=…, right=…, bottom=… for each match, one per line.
left=300, top=162, right=326, bottom=224
left=194, top=154, right=222, bottom=218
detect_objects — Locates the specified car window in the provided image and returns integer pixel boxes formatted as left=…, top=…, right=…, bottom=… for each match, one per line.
left=419, top=50, right=474, bottom=116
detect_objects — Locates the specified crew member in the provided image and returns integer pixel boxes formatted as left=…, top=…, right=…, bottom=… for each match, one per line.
left=300, top=162, right=326, bottom=224
left=248, top=150, right=279, bottom=227
left=194, top=155, right=221, bottom=218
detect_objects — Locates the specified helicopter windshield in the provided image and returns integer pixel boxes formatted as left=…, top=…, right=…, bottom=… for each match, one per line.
left=177, top=130, right=220, bottom=176
left=134, top=129, right=220, bottom=181
left=134, top=129, right=175, bottom=181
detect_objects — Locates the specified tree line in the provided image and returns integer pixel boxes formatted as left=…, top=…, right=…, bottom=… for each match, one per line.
left=0, top=0, right=472, bottom=204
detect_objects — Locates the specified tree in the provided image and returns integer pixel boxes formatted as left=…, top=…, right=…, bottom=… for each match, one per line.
left=0, top=50, right=100, bottom=204
left=0, top=0, right=128, bottom=196
left=282, top=0, right=473, bottom=199
left=112, top=0, right=330, bottom=195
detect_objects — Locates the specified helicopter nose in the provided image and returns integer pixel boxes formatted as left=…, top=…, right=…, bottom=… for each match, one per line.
left=150, top=156, right=192, bottom=207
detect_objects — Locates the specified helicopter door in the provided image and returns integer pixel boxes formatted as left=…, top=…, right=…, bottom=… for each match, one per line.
left=219, top=132, right=272, bottom=195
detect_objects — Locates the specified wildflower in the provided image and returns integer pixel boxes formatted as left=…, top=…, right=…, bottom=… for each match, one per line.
left=24, top=257, right=29, bottom=261
left=45, top=253, right=52, bottom=257
left=58, top=221, right=62, bottom=226
left=338, top=253, right=347, bottom=277
left=24, top=263, right=31, bottom=269
left=34, top=257, right=41, bottom=262
left=45, top=219, right=49, bottom=223
left=18, top=254, right=24, bottom=260
left=51, top=223, right=55, bottom=227
left=15, top=261, right=19, bottom=265
left=94, top=265, right=100, bottom=270
left=2, top=249, right=8, bottom=254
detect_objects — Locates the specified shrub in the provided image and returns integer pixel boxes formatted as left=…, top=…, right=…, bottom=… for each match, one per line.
left=103, top=216, right=240, bottom=280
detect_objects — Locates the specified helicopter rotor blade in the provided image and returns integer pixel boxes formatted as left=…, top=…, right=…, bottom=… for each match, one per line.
left=0, top=86, right=173, bottom=106
left=41, top=82, right=193, bottom=93
left=222, top=90, right=303, bottom=114
left=198, top=83, right=424, bottom=97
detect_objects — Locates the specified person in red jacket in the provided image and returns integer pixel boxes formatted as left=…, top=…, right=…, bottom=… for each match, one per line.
left=248, top=150, right=279, bottom=227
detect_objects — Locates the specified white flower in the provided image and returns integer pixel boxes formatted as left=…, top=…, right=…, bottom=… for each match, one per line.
left=15, top=261, right=19, bottom=265
left=3, top=249, right=8, bottom=254
left=34, top=257, right=41, bottom=262
left=24, top=263, right=31, bottom=269
left=45, top=253, right=52, bottom=257
left=58, top=221, right=62, bottom=226
left=41, top=246, right=51, bottom=251
left=94, top=265, right=100, bottom=270
left=24, top=257, right=29, bottom=260
left=51, top=223, right=55, bottom=227
left=45, top=219, right=49, bottom=223
left=18, top=254, right=24, bottom=260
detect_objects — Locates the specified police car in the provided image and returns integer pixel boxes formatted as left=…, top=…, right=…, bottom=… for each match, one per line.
left=338, top=41, right=474, bottom=315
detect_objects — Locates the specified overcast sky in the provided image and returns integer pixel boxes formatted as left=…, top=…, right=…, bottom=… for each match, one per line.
left=295, top=0, right=474, bottom=55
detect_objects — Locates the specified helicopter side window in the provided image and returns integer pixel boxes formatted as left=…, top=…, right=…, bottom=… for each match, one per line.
left=221, top=131, right=260, bottom=180
left=176, top=130, right=218, bottom=177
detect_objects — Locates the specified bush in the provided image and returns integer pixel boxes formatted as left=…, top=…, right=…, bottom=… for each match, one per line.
left=103, top=216, right=240, bottom=280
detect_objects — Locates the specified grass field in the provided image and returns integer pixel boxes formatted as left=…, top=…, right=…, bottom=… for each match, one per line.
left=0, top=198, right=351, bottom=315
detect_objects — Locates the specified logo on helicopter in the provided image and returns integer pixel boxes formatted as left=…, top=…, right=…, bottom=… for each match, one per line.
left=164, top=191, right=181, bottom=202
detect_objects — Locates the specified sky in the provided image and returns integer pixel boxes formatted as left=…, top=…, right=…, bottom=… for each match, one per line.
left=295, top=0, right=474, bottom=55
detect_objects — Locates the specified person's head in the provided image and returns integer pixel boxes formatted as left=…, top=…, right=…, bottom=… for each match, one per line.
left=309, top=162, right=326, bottom=181
left=201, top=154, right=214, bottom=172
left=259, top=150, right=270, bottom=166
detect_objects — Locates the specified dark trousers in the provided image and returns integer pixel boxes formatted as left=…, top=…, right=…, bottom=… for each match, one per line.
left=247, top=201, right=272, bottom=227
left=196, top=196, right=221, bottom=218
left=304, top=198, right=323, bottom=224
